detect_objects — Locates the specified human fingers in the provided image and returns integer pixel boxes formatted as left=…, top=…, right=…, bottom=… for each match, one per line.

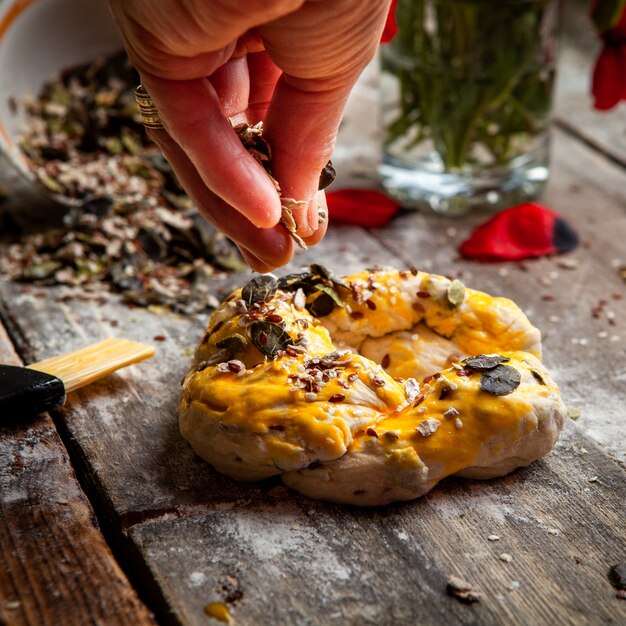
left=146, top=127, right=293, bottom=269
left=108, top=0, right=305, bottom=80
left=260, top=0, right=389, bottom=234
left=209, top=56, right=250, bottom=119
left=141, top=74, right=282, bottom=229
left=238, top=246, right=279, bottom=273
left=246, top=51, right=282, bottom=122
left=301, top=191, right=329, bottom=247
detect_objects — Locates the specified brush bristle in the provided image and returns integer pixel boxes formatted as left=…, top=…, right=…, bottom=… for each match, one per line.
left=27, top=338, right=156, bottom=393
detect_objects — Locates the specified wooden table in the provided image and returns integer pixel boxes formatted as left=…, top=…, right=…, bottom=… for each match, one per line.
left=1, top=5, right=625, bottom=625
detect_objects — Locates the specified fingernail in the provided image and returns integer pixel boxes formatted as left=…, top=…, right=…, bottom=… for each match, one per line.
left=307, top=192, right=324, bottom=231
left=316, top=191, right=328, bottom=226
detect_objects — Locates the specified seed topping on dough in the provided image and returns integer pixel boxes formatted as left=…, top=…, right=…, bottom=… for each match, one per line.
left=463, top=354, right=511, bottom=370
left=531, top=369, right=547, bottom=385
left=439, top=385, right=452, bottom=400
left=383, top=431, right=400, bottom=442
left=404, top=378, right=421, bottom=402
left=447, top=279, right=466, bottom=307
left=416, top=419, right=440, bottom=437
left=329, top=393, right=346, bottom=403
left=249, top=321, right=292, bottom=359
left=227, top=360, right=245, bottom=374
left=480, top=364, right=522, bottom=396
left=242, top=274, right=277, bottom=306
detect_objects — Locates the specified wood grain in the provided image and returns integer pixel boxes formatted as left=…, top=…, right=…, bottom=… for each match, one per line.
left=0, top=323, right=156, bottom=626
left=126, top=424, right=626, bottom=626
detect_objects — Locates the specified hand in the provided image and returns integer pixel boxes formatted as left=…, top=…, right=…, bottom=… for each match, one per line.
left=108, top=0, right=391, bottom=271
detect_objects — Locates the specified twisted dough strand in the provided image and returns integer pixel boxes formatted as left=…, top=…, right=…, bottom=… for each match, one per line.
left=179, top=267, right=565, bottom=505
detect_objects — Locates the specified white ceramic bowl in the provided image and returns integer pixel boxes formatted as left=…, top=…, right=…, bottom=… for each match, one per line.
left=0, top=0, right=122, bottom=205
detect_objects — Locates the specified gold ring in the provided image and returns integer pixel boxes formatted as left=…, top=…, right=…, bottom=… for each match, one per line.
left=134, top=84, right=164, bottom=130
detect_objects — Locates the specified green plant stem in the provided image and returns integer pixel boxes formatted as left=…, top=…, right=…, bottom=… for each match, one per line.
left=382, top=0, right=557, bottom=172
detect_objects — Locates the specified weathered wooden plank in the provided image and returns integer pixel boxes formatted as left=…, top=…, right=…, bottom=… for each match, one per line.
left=554, top=0, right=626, bottom=167
left=0, top=226, right=405, bottom=524
left=0, top=324, right=156, bottom=626
left=370, top=128, right=626, bottom=467
left=126, top=423, right=626, bottom=626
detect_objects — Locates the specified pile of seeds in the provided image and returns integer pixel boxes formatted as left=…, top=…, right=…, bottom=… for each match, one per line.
left=0, top=51, right=245, bottom=314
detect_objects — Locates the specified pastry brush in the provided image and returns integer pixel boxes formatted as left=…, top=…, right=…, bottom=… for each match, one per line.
left=0, top=338, right=155, bottom=419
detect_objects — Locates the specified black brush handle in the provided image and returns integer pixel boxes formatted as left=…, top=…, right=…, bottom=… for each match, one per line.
left=0, top=365, right=66, bottom=420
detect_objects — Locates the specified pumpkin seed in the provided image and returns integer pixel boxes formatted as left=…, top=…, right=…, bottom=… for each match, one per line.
left=310, top=263, right=348, bottom=289
left=314, top=283, right=344, bottom=307
left=480, top=364, right=521, bottom=396
left=241, top=275, right=277, bottom=306
left=447, top=279, right=466, bottom=307
left=318, top=161, right=336, bottom=190
left=278, top=272, right=313, bottom=291
left=215, top=334, right=247, bottom=358
left=306, top=292, right=335, bottom=317
left=7, top=50, right=245, bottom=315
left=463, top=354, right=510, bottom=370
left=249, top=321, right=292, bottom=359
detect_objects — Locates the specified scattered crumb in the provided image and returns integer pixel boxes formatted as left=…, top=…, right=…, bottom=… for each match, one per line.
left=547, top=528, right=560, bottom=536
left=189, top=571, right=206, bottom=587
left=488, top=535, right=501, bottom=542
left=507, top=581, right=520, bottom=591
left=608, top=563, right=626, bottom=591
left=567, top=406, right=582, bottom=420
left=588, top=476, right=599, bottom=483
left=396, top=531, right=409, bottom=542
left=446, top=575, right=483, bottom=604
left=499, top=553, right=513, bottom=563
left=557, top=258, right=579, bottom=270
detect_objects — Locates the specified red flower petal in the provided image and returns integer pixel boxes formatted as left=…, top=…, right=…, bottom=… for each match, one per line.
left=592, top=44, right=626, bottom=110
left=326, top=189, right=400, bottom=228
left=380, top=0, right=398, bottom=44
left=459, top=203, right=578, bottom=262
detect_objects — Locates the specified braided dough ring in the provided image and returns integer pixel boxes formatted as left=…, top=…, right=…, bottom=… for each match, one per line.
left=179, top=267, right=565, bottom=505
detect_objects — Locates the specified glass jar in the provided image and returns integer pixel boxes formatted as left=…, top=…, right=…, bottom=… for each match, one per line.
left=379, top=0, right=560, bottom=217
